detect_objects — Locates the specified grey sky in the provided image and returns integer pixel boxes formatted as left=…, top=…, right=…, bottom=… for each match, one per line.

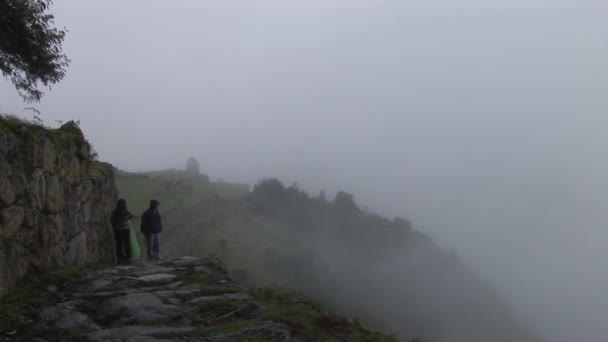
left=1, top=1, right=607, bottom=341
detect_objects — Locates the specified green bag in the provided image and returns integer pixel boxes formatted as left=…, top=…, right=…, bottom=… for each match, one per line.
left=121, top=221, right=140, bottom=259
left=129, top=220, right=140, bottom=259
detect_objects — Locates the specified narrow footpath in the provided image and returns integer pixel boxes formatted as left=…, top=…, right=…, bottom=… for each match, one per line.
left=31, top=256, right=292, bottom=341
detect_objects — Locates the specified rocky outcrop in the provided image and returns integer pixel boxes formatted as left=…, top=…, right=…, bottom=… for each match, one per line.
left=1, top=256, right=395, bottom=341
left=0, top=116, right=117, bottom=293
left=12, top=256, right=294, bottom=341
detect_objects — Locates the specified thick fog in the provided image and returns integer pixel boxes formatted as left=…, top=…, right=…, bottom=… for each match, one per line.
left=1, top=1, right=607, bottom=341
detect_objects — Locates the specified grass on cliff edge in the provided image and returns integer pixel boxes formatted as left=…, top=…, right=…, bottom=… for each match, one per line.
left=0, top=114, right=98, bottom=161
left=115, top=173, right=247, bottom=216
left=0, top=265, right=104, bottom=334
left=249, top=288, right=398, bottom=342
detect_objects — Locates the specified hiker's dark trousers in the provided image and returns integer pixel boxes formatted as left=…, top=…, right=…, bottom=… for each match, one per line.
left=114, top=229, right=131, bottom=261
left=146, top=233, right=160, bottom=261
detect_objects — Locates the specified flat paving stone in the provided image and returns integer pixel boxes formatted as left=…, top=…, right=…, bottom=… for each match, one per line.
left=97, top=293, right=182, bottom=326
left=87, top=278, right=114, bottom=292
left=187, top=293, right=250, bottom=305
left=84, top=326, right=195, bottom=340
left=114, top=266, right=139, bottom=271
left=136, top=274, right=178, bottom=283
left=16, top=256, right=296, bottom=342
left=130, top=266, right=176, bottom=277
left=166, top=298, right=182, bottom=306
left=164, top=281, right=183, bottom=289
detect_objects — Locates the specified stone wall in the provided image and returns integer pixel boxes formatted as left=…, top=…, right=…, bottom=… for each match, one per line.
left=0, top=117, right=117, bottom=293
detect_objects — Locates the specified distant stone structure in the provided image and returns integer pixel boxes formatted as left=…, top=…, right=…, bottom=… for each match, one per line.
left=186, top=157, right=199, bottom=175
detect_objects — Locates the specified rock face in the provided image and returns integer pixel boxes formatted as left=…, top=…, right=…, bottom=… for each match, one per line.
left=0, top=117, right=117, bottom=293
left=1, top=255, right=396, bottom=341
left=35, top=256, right=292, bottom=341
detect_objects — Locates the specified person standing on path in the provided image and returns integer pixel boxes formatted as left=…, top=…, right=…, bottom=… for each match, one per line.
left=141, top=199, right=162, bottom=261
left=111, top=199, right=134, bottom=263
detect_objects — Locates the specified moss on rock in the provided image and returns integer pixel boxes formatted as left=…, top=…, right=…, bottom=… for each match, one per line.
left=0, top=115, right=117, bottom=294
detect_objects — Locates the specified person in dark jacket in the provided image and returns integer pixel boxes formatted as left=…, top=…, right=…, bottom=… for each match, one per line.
left=111, top=199, right=133, bottom=263
left=141, top=199, right=162, bottom=261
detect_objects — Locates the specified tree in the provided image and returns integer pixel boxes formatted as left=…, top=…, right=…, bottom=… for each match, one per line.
left=251, top=178, right=285, bottom=202
left=393, top=216, right=413, bottom=232
left=317, top=190, right=327, bottom=202
left=249, top=178, right=286, bottom=213
left=0, top=0, right=70, bottom=102
left=333, top=191, right=360, bottom=212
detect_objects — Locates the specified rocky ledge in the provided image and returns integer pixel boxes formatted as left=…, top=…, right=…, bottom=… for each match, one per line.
left=18, top=256, right=290, bottom=341
left=0, top=256, right=395, bottom=342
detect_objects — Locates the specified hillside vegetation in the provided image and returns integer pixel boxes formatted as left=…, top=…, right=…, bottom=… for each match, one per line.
left=117, top=171, right=542, bottom=342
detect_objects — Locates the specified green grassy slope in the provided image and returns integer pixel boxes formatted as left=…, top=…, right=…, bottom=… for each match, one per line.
left=115, top=172, right=401, bottom=341
left=115, top=171, right=248, bottom=216
left=115, top=172, right=541, bottom=342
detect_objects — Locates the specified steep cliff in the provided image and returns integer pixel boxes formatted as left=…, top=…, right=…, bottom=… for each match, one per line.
left=0, top=116, right=117, bottom=293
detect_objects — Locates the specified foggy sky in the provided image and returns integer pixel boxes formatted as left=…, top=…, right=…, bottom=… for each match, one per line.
left=1, top=1, right=607, bottom=341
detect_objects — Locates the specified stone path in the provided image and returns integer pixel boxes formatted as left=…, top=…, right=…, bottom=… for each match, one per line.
left=32, top=256, right=292, bottom=342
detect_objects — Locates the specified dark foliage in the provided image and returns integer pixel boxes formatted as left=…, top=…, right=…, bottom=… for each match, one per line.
left=245, top=178, right=541, bottom=342
left=248, top=178, right=413, bottom=257
left=0, top=0, right=70, bottom=102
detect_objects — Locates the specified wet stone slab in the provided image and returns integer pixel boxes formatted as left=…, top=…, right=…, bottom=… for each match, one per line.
left=9, top=256, right=295, bottom=341
left=136, top=274, right=178, bottom=284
